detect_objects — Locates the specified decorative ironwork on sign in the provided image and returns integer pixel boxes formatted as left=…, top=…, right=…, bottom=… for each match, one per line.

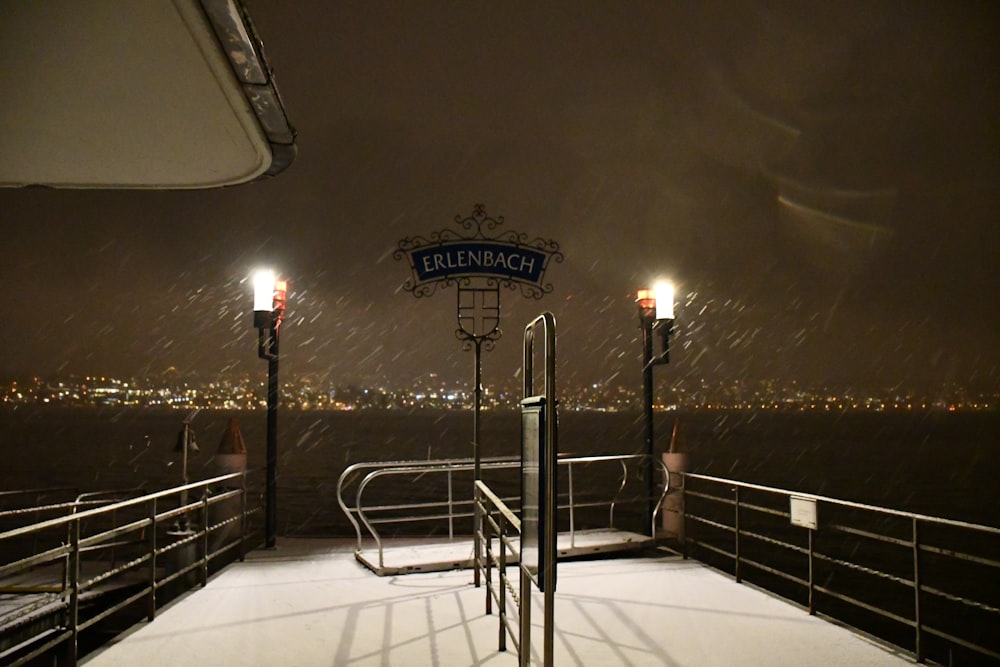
left=394, top=204, right=563, bottom=299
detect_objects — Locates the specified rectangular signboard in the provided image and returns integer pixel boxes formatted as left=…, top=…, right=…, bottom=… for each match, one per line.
left=395, top=205, right=562, bottom=300
left=790, top=496, right=818, bottom=530
left=411, top=241, right=548, bottom=285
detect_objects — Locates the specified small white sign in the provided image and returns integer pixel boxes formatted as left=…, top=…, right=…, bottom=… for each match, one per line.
left=790, top=496, right=818, bottom=530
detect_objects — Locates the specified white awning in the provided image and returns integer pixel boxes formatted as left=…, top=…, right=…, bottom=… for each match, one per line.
left=0, top=0, right=296, bottom=189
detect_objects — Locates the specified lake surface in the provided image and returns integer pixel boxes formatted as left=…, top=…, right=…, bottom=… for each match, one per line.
left=1, top=406, right=997, bottom=533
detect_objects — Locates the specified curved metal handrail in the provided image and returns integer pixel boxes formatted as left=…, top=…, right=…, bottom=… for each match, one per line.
left=336, top=457, right=520, bottom=551
left=339, top=453, right=671, bottom=568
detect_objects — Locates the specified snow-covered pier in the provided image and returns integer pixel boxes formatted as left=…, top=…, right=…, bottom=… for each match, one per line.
left=80, top=538, right=915, bottom=666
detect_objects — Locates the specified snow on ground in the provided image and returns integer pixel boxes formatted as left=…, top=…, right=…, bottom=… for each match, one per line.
left=82, top=538, right=916, bottom=666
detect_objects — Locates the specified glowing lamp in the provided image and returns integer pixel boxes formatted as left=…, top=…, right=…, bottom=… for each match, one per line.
left=273, top=279, right=288, bottom=313
left=253, top=270, right=288, bottom=331
left=253, top=270, right=276, bottom=326
left=636, top=288, right=656, bottom=313
left=636, top=282, right=674, bottom=321
left=654, top=282, right=674, bottom=320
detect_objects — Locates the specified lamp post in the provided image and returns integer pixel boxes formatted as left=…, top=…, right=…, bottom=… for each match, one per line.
left=253, top=270, right=287, bottom=548
left=455, top=279, right=502, bottom=587
left=637, top=282, right=674, bottom=536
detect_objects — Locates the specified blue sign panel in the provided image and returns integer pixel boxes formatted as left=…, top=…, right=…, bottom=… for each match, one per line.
left=411, top=241, right=547, bottom=285
left=395, top=205, right=562, bottom=299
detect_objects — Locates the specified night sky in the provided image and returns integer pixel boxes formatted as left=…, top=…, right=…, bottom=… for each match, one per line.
left=1, top=1, right=997, bottom=394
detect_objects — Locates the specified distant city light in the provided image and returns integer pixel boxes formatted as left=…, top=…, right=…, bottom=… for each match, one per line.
left=0, top=375, right=992, bottom=413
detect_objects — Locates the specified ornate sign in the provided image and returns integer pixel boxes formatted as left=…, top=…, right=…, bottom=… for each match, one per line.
left=395, top=205, right=561, bottom=581
left=395, top=204, right=562, bottom=299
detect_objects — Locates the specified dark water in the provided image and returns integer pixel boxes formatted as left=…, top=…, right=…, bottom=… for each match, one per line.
left=1, top=406, right=997, bottom=532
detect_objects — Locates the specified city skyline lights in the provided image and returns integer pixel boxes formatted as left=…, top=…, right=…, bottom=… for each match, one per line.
left=3, top=373, right=992, bottom=414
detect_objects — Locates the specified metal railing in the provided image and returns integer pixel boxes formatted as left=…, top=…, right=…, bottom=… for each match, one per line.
left=336, top=454, right=670, bottom=573
left=0, top=488, right=79, bottom=516
left=680, top=472, right=1000, bottom=665
left=0, top=472, right=262, bottom=667
left=475, top=479, right=533, bottom=664
left=1, top=488, right=139, bottom=568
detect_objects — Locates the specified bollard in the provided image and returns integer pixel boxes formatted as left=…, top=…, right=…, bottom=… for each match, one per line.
left=661, top=420, right=688, bottom=542
left=661, top=452, right=688, bottom=540
left=210, top=417, right=249, bottom=557
left=164, top=525, right=198, bottom=597
left=215, top=416, right=248, bottom=479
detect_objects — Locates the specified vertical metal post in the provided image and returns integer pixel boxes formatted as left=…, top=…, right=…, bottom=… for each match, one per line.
left=521, top=313, right=557, bottom=666
left=474, top=338, right=482, bottom=587
left=519, top=568, right=532, bottom=667
left=641, top=317, right=655, bottom=535
left=147, top=498, right=158, bottom=621
left=110, top=507, right=119, bottom=568
left=67, top=518, right=81, bottom=667
left=568, top=461, right=576, bottom=548
left=734, top=486, right=742, bottom=583
left=913, top=518, right=923, bottom=663
left=239, top=470, right=247, bottom=561
left=180, top=423, right=190, bottom=519
left=448, top=469, right=455, bottom=540
left=637, top=288, right=674, bottom=540
left=265, top=338, right=279, bottom=548
left=681, top=478, right=689, bottom=560
left=456, top=282, right=501, bottom=590
left=483, top=492, right=492, bottom=615
left=255, top=273, right=285, bottom=550
left=808, top=528, right=815, bottom=615
left=544, top=317, right=557, bottom=667
left=200, top=495, right=210, bottom=586
left=474, top=339, right=483, bottom=485
left=498, top=512, right=506, bottom=650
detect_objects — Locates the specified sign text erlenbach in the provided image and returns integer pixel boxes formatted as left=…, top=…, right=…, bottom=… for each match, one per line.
left=395, top=204, right=562, bottom=299
left=412, top=241, right=546, bottom=285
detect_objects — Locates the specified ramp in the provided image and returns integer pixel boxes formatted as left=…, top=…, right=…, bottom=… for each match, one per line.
left=355, top=529, right=656, bottom=576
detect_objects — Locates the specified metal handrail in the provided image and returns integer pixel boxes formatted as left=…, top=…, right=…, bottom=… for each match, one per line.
left=0, top=474, right=241, bottom=543
left=475, top=480, right=524, bottom=659
left=0, top=472, right=261, bottom=667
left=0, top=488, right=78, bottom=501
left=66, top=489, right=148, bottom=577
left=680, top=471, right=1000, bottom=664
left=684, top=472, right=999, bottom=530
left=335, top=457, right=519, bottom=551
left=336, top=453, right=670, bottom=571
left=1, top=488, right=145, bottom=572
left=0, top=488, right=79, bottom=521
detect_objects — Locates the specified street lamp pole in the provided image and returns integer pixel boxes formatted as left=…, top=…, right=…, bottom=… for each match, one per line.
left=254, top=270, right=287, bottom=549
left=455, top=279, right=501, bottom=587
left=637, top=282, right=674, bottom=536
